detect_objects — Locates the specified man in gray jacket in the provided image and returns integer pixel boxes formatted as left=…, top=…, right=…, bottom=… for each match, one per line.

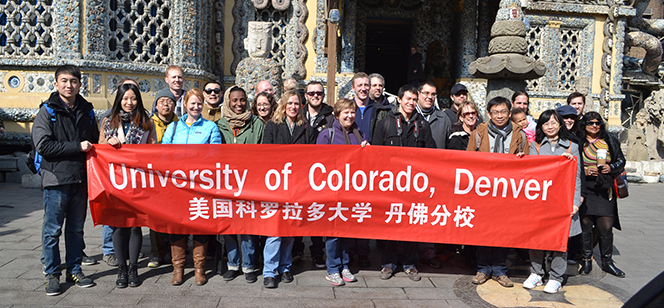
left=416, top=81, right=451, bottom=149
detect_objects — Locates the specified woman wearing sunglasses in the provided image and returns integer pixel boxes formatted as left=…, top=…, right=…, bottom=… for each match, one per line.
left=577, top=112, right=625, bottom=278
left=447, top=101, right=481, bottom=150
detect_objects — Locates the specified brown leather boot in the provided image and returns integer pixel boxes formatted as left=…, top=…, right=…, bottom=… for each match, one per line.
left=193, top=240, right=208, bottom=286
left=170, top=238, right=187, bottom=285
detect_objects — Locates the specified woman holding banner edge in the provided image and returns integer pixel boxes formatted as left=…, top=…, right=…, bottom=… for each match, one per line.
left=522, top=110, right=581, bottom=294
left=98, top=83, right=157, bottom=288
left=162, top=88, right=222, bottom=286
left=316, top=98, right=369, bottom=286
left=262, top=90, right=316, bottom=288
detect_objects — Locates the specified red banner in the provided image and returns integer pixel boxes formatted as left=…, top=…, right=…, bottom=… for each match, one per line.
left=87, top=144, right=576, bottom=251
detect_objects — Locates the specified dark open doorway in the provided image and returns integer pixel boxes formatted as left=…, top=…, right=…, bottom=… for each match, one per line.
left=364, top=18, right=411, bottom=95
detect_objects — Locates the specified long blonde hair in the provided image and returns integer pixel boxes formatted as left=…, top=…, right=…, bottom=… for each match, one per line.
left=271, top=90, right=306, bottom=126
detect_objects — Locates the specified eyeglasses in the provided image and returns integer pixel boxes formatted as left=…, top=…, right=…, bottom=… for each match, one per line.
left=204, top=88, right=221, bottom=94
left=462, top=111, right=477, bottom=117
left=562, top=115, right=577, bottom=120
left=489, top=109, right=509, bottom=116
left=306, top=91, right=324, bottom=97
left=586, top=121, right=601, bottom=126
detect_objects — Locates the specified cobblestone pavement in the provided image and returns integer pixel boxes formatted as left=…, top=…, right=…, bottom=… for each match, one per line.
left=0, top=182, right=662, bottom=307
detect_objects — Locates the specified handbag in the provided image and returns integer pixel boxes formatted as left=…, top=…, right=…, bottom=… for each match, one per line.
left=614, top=170, right=629, bottom=198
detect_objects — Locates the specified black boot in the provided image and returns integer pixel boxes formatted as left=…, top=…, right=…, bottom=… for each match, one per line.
left=599, top=235, right=625, bottom=278
left=116, top=263, right=128, bottom=288
left=128, top=263, right=141, bottom=287
left=579, top=224, right=594, bottom=275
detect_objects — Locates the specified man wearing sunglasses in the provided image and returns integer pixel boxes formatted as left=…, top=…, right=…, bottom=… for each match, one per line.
left=202, top=81, right=223, bottom=122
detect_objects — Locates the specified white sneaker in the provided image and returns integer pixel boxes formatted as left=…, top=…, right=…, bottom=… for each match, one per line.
left=326, top=273, right=345, bottom=286
left=341, top=269, right=357, bottom=282
left=543, top=280, right=562, bottom=294
left=522, top=273, right=543, bottom=289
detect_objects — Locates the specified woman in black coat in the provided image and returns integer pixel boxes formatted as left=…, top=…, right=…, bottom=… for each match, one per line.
left=263, top=90, right=316, bottom=145
left=577, top=112, right=625, bottom=278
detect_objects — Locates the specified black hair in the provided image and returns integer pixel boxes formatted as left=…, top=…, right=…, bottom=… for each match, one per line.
left=486, top=96, right=511, bottom=112
left=418, top=81, right=437, bottom=92
left=397, top=84, right=418, bottom=99
left=55, top=65, right=82, bottom=81
left=578, top=111, right=607, bottom=147
left=204, top=81, right=222, bottom=89
left=535, top=109, right=575, bottom=144
left=511, top=90, right=529, bottom=103
left=229, top=85, right=246, bottom=96
left=109, top=83, right=152, bottom=131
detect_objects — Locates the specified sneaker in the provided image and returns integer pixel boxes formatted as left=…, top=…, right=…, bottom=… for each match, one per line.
left=326, top=273, right=345, bottom=286
left=66, top=272, right=95, bottom=288
left=281, top=271, right=294, bottom=283
left=81, top=253, right=97, bottom=266
left=341, top=269, right=357, bottom=282
left=313, top=255, right=326, bottom=268
left=103, top=254, right=119, bottom=267
left=263, top=276, right=276, bottom=288
left=147, top=257, right=161, bottom=268
left=222, top=269, right=240, bottom=281
left=423, top=257, right=443, bottom=269
left=45, top=275, right=61, bottom=296
left=492, top=275, right=514, bottom=288
left=543, top=280, right=562, bottom=294
left=472, top=272, right=489, bottom=285
left=358, top=255, right=371, bottom=268
left=522, top=273, right=543, bottom=289
left=245, top=271, right=258, bottom=283
left=379, top=267, right=393, bottom=280
left=405, top=268, right=421, bottom=281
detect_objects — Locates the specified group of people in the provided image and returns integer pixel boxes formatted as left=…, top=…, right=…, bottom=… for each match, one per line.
left=33, top=64, right=625, bottom=297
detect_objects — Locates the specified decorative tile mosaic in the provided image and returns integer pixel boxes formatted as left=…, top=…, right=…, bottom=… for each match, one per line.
left=17, top=73, right=55, bottom=93
left=0, top=0, right=54, bottom=57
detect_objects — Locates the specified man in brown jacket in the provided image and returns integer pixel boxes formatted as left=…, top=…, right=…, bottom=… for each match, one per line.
left=466, top=96, right=528, bottom=288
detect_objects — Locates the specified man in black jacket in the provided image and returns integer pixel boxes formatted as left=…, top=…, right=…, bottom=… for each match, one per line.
left=372, top=85, right=435, bottom=282
left=32, top=65, right=99, bottom=296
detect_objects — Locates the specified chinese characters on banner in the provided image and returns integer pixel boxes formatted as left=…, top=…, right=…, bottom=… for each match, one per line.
left=87, top=144, right=576, bottom=252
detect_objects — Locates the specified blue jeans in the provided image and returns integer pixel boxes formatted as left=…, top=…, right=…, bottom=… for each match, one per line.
left=263, top=237, right=294, bottom=278
left=102, top=225, right=115, bottom=255
left=225, top=234, right=258, bottom=272
left=42, top=184, right=88, bottom=276
left=381, top=241, right=418, bottom=271
left=476, top=246, right=509, bottom=276
left=326, top=237, right=351, bottom=274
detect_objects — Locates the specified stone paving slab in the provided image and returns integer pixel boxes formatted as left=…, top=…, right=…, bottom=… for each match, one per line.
left=1, top=183, right=663, bottom=307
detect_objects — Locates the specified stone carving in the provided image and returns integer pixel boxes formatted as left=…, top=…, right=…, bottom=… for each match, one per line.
left=638, top=89, right=664, bottom=160
left=244, top=22, right=273, bottom=59
left=625, top=0, right=664, bottom=79
left=252, top=0, right=270, bottom=10
left=469, top=0, right=546, bottom=101
left=235, top=58, right=282, bottom=100
left=271, top=0, right=290, bottom=11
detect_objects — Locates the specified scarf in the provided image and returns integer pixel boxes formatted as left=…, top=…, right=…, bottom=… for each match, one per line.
left=222, top=101, right=252, bottom=129
left=416, top=104, right=435, bottom=121
left=104, top=110, right=146, bottom=144
left=487, top=121, right=512, bottom=154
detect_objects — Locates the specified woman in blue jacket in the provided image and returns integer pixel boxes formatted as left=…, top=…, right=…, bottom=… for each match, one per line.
left=162, top=88, right=221, bottom=286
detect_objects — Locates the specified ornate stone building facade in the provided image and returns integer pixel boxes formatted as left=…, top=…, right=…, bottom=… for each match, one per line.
left=1, top=0, right=659, bottom=151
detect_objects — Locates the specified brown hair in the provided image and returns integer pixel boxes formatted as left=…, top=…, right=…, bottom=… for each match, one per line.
left=333, top=98, right=357, bottom=117
left=271, top=90, right=306, bottom=126
left=251, top=91, right=277, bottom=120
left=351, top=72, right=369, bottom=86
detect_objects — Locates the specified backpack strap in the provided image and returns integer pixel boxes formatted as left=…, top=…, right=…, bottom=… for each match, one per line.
left=535, top=142, right=540, bottom=154
left=327, top=127, right=334, bottom=144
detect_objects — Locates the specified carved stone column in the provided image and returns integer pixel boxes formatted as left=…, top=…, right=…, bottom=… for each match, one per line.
left=457, top=0, right=477, bottom=78
left=84, top=0, right=108, bottom=61
left=54, top=0, right=82, bottom=59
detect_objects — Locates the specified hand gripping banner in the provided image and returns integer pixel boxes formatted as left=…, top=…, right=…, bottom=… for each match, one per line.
left=87, top=144, right=576, bottom=251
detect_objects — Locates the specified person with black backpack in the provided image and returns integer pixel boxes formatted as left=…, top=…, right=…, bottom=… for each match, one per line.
left=31, top=65, right=99, bottom=296
left=371, top=84, right=436, bottom=282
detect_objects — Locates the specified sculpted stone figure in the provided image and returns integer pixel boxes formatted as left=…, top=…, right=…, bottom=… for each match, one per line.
left=626, top=0, right=664, bottom=77
left=244, top=22, right=273, bottom=59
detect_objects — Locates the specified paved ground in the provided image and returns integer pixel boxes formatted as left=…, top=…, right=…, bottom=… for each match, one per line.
left=0, top=182, right=662, bottom=307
